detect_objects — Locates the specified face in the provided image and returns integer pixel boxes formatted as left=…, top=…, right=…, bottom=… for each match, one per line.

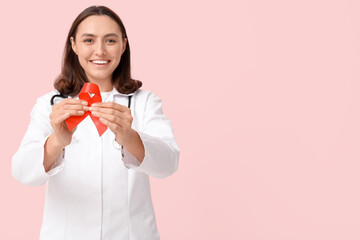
left=70, top=15, right=127, bottom=86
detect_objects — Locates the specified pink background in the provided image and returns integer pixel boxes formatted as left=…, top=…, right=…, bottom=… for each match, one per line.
left=1, top=0, right=360, bottom=239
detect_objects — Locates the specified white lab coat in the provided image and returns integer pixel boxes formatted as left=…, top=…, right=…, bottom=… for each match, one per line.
left=12, top=87, right=180, bottom=240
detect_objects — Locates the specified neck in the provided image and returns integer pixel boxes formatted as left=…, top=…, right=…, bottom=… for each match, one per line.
left=87, top=77, right=113, bottom=92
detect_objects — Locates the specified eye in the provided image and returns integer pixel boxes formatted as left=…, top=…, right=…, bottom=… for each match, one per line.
left=84, top=39, right=93, bottom=43
left=106, top=39, right=116, bottom=43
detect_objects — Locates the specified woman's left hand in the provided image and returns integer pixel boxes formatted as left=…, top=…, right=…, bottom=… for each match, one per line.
left=89, top=102, right=134, bottom=146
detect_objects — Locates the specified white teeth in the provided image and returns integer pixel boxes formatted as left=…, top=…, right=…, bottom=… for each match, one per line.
left=92, top=60, right=109, bottom=64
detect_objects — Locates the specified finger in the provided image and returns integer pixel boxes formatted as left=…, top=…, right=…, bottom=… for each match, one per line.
left=52, top=113, right=79, bottom=131
left=62, top=104, right=89, bottom=111
left=52, top=112, right=70, bottom=125
left=52, top=102, right=88, bottom=118
left=92, top=111, right=123, bottom=126
left=89, top=107, right=129, bottom=120
left=54, top=98, right=88, bottom=109
left=51, top=109, right=85, bottom=120
left=99, top=117, right=123, bottom=133
left=91, top=102, right=129, bottom=112
left=92, top=110, right=133, bottom=128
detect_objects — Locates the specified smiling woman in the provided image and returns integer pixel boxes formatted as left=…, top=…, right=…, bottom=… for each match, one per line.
left=69, top=15, right=127, bottom=92
left=54, top=6, right=141, bottom=96
left=12, top=5, right=179, bottom=240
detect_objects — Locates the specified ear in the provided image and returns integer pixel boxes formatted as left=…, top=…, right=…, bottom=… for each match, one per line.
left=121, top=38, right=127, bottom=55
left=70, top=37, right=78, bottom=55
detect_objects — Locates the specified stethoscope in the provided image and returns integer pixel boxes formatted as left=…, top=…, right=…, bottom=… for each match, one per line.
left=50, top=94, right=133, bottom=108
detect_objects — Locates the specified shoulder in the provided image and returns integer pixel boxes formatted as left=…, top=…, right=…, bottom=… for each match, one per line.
left=36, top=90, right=69, bottom=106
left=36, top=90, right=60, bottom=102
left=27, top=90, right=60, bottom=119
left=133, top=88, right=153, bottom=98
left=133, top=89, right=162, bottom=103
left=31, top=90, right=61, bottom=112
left=132, top=89, right=164, bottom=117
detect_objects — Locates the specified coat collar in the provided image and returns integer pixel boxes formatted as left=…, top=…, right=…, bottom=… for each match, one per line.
left=109, top=87, right=135, bottom=97
left=104, top=87, right=135, bottom=103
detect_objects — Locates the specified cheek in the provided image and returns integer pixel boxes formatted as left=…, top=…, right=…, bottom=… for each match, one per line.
left=77, top=56, right=88, bottom=68
left=77, top=46, right=92, bottom=59
left=110, top=46, right=122, bottom=57
left=76, top=53, right=90, bottom=70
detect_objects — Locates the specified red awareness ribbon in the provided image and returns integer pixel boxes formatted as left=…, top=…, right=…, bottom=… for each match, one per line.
left=65, top=83, right=107, bottom=136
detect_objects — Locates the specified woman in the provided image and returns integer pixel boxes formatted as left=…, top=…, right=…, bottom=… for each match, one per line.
left=12, top=5, right=179, bottom=240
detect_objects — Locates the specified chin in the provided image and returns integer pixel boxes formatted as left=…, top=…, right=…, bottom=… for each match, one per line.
left=87, top=74, right=112, bottom=82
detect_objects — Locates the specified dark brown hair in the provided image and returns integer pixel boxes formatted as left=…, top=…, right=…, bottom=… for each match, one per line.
left=54, top=5, right=142, bottom=96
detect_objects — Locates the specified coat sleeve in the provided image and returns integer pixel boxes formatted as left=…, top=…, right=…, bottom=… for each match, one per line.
left=12, top=93, right=64, bottom=187
left=132, top=92, right=180, bottom=178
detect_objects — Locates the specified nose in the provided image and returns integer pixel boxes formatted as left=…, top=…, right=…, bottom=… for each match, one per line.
left=95, top=41, right=106, bottom=56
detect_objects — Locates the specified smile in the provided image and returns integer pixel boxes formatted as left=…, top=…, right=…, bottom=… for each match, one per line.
left=90, top=60, right=110, bottom=65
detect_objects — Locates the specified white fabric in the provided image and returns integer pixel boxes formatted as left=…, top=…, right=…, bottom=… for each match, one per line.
left=12, top=88, right=180, bottom=240
left=100, top=91, right=112, bottom=102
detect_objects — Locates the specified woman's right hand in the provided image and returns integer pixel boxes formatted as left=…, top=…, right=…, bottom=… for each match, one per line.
left=49, top=99, right=89, bottom=148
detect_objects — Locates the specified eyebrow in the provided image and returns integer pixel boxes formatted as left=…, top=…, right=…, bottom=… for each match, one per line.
left=80, top=33, right=120, bottom=38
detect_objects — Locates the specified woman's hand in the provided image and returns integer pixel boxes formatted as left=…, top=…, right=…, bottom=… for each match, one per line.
left=89, top=102, right=134, bottom=147
left=90, top=102, right=145, bottom=162
left=49, top=99, right=88, bottom=148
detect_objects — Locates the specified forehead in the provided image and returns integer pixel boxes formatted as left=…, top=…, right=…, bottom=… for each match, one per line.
left=76, top=15, right=122, bottom=36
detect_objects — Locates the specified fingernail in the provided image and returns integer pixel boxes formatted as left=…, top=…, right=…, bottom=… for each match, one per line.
left=91, top=103, right=98, bottom=107
left=83, top=106, right=89, bottom=111
left=78, top=111, right=84, bottom=114
left=89, top=107, right=94, bottom=111
left=82, top=101, right=88, bottom=105
left=92, top=111, right=99, bottom=117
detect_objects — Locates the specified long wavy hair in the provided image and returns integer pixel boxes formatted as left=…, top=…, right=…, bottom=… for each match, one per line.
left=54, top=5, right=142, bottom=96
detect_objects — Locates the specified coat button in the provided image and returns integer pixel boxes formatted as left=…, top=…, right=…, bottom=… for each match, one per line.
left=112, top=138, right=122, bottom=149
